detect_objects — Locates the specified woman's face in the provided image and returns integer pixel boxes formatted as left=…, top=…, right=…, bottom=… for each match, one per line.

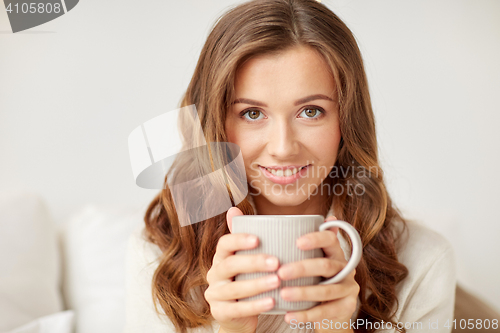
left=225, top=45, right=341, bottom=214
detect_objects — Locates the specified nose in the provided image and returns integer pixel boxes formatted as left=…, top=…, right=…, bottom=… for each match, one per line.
left=266, top=119, right=299, bottom=159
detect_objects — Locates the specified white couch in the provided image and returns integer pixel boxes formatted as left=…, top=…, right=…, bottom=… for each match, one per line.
left=0, top=191, right=143, bottom=333
left=1, top=191, right=499, bottom=333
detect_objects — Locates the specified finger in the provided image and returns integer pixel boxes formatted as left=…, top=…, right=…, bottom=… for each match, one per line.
left=296, top=230, right=344, bottom=260
left=280, top=279, right=357, bottom=302
left=212, top=254, right=279, bottom=281
left=226, top=206, right=244, bottom=233
left=296, top=229, right=338, bottom=250
left=324, top=215, right=339, bottom=233
left=206, top=274, right=280, bottom=301
left=211, top=233, right=258, bottom=266
left=211, top=297, right=275, bottom=322
left=277, top=257, right=345, bottom=280
left=284, top=296, right=358, bottom=324
left=296, top=215, right=339, bottom=250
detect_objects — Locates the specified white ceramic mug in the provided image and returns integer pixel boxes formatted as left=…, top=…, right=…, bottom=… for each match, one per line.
left=232, top=214, right=362, bottom=314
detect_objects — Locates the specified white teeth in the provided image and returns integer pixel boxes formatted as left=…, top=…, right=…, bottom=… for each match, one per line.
left=265, top=166, right=306, bottom=177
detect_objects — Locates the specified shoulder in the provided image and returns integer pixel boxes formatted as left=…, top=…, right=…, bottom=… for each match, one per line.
left=124, top=225, right=221, bottom=333
left=125, top=224, right=163, bottom=294
left=127, top=224, right=163, bottom=265
left=393, top=218, right=456, bottom=270
left=388, top=218, right=457, bottom=325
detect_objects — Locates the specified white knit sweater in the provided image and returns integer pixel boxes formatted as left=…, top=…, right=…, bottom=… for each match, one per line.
left=123, top=201, right=456, bottom=333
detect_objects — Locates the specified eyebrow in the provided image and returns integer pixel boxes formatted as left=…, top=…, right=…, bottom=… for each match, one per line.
left=231, top=94, right=335, bottom=107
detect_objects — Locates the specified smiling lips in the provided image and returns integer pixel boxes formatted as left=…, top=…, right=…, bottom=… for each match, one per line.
left=259, top=164, right=310, bottom=184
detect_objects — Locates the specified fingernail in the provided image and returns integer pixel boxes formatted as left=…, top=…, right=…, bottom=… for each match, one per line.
left=260, top=298, right=274, bottom=309
left=266, top=274, right=279, bottom=286
left=297, top=237, right=311, bottom=249
left=266, top=257, right=278, bottom=269
left=247, top=235, right=257, bottom=245
left=278, top=265, right=293, bottom=278
left=281, top=288, right=294, bottom=300
left=285, top=313, right=296, bottom=323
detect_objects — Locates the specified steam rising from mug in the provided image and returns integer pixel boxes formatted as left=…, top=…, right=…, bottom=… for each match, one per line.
left=128, top=104, right=248, bottom=226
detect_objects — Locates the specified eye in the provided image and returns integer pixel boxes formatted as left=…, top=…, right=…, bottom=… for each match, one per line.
left=298, top=106, right=324, bottom=119
left=241, top=109, right=265, bottom=121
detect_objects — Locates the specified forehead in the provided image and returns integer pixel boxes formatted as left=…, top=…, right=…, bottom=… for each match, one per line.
left=234, top=46, right=336, bottom=96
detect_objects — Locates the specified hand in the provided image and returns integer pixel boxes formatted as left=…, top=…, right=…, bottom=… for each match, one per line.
left=205, top=207, right=281, bottom=333
left=277, top=215, right=359, bottom=332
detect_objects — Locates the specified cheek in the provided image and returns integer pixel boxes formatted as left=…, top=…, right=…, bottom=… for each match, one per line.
left=325, top=121, right=341, bottom=147
left=303, top=126, right=341, bottom=171
left=225, top=121, right=244, bottom=150
left=326, top=130, right=342, bottom=164
left=327, top=130, right=342, bottom=154
left=225, top=120, right=255, bottom=175
left=306, top=125, right=341, bottom=150
left=224, top=118, right=236, bottom=143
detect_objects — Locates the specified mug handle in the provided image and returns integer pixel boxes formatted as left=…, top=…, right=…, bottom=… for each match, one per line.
left=318, top=221, right=362, bottom=285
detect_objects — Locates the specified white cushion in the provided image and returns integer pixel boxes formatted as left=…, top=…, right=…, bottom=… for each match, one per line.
left=60, top=204, right=144, bottom=333
left=6, top=310, right=75, bottom=333
left=0, top=191, right=64, bottom=332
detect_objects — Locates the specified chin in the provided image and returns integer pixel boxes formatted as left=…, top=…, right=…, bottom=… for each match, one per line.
left=261, top=192, right=309, bottom=207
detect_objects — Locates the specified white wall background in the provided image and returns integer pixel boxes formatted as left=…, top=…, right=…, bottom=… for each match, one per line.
left=1, top=0, right=499, bottom=310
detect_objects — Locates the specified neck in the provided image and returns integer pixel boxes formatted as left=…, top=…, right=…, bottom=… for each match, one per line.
left=250, top=190, right=331, bottom=217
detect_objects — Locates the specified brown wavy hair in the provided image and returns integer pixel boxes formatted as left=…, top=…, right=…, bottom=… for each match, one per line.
left=143, top=0, right=410, bottom=332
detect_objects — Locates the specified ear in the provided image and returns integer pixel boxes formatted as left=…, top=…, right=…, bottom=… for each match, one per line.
left=226, top=207, right=244, bottom=233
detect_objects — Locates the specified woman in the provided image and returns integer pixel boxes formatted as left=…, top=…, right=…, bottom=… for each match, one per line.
left=123, top=0, right=456, bottom=332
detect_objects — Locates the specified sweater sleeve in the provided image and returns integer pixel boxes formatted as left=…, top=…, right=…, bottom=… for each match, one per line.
left=377, top=222, right=457, bottom=333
